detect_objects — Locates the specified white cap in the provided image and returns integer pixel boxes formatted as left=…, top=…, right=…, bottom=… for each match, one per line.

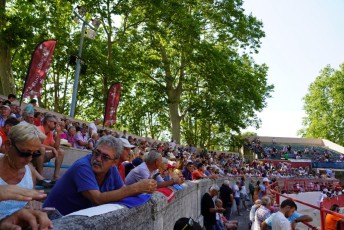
left=262, top=177, right=270, bottom=183
left=119, top=138, right=136, bottom=148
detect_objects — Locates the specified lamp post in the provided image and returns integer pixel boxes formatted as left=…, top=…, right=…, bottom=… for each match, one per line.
left=70, top=6, right=100, bottom=117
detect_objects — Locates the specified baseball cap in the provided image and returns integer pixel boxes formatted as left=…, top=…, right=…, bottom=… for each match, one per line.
left=119, top=138, right=136, bottom=148
left=0, top=105, right=10, bottom=110
left=262, top=177, right=270, bottom=183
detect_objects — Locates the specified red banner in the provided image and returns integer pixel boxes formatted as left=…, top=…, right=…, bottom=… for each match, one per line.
left=21, top=40, right=57, bottom=99
left=103, top=82, right=121, bottom=127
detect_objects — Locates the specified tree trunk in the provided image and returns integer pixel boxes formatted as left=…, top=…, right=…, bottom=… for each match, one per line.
left=0, top=46, right=15, bottom=96
left=0, top=0, right=15, bottom=96
left=168, top=100, right=182, bottom=144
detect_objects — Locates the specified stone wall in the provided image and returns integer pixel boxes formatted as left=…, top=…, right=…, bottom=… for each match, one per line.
left=52, top=178, right=227, bottom=230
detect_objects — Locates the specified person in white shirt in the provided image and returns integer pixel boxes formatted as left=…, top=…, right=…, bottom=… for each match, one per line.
left=271, top=199, right=297, bottom=230
left=232, top=181, right=241, bottom=216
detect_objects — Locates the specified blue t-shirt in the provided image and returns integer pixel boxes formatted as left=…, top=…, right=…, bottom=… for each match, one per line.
left=43, top=155, right=123, bottom=215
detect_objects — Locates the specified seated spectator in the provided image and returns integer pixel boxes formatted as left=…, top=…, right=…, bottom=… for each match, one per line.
left=66, top=126, right=77, bottom=147
left=0, top=117, right=20, bottom=153
left=33, top=112, right=42, bottom=126
left=253, top=196, right=271, bottom=230
left=0, top=104, right=11, bottom=127
left=74, top=126, right=88, bottom=149
left=43, top=136, right=157, bottom=215
left=114, top=138, right=136, bottom=182
left=125, top=149, right=184, bottom=188
left=192, top=163, right=217, bottom=180
left=88, top=132, right=99, bottom=150
left=0, top=123, right=46, bottom=219
left=21, top=111, right=34, bottom=125
left=0, top=185, right=52, bottom=230
left=182, top=162, right=194, bottom=181
left=35, top=114, right=64, bottom=181
left=215, top=199, right=238, bottom=230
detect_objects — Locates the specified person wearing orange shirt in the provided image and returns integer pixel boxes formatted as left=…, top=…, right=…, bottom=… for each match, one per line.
left=192, top=163, right=217, bottom=180
left=0, top=117, right=19, bottom=153
left=325, top=204, right=344, bottom=230
left=36, top=114, right=64, bottom=181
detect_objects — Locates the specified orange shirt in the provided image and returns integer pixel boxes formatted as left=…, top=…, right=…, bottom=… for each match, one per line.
left=325, top=213, right=342, bottom=230
left=38, top=126, right=55, bottom=146
left=0, top=128, right=7, bottom=143
left=192, top=170, right=204, bottom=180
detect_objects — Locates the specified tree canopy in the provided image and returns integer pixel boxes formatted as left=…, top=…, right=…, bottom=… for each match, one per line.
left=0, top=0, right=273, bottom=150
left=299, top=64, right=344, bottom=145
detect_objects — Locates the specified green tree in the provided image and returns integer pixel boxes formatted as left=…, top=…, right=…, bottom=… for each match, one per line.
left=299, top=64, right=344, bottom=145
left=120, top=0, right=273, bottom=144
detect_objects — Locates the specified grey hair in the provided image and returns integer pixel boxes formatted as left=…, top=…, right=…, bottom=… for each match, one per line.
left=162, top=157, right=168, bottom=164
left=145, top=149, right=161, bottom=164
left=43, top=114, right=58, bottom=125
left=96, top=136, right=123, bottom=160
left=8, top=123, right=46, bottom=144
left=261, top=196, right=271, bottom=206
left=209, top=184, right=220, bottom=192
left=223, top=180, right=230, bottom=186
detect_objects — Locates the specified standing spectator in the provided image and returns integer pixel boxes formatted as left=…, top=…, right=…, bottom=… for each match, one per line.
left=249, top=199, right=262, bottom=229
left=259, top=178, right=269, bottom=199
left=232, top=181, right=241, bottom=216
left=219, top=180, right=233, bottom=220
left=253, top=196, right=271, bottom=230
left=201, top=185, right=225, bottom=230
left=240, top=177, right=249, bottom=211
left=270, top=199, right=297, bottom=230
left=249, top=180, right=255, bottom=202
left=325, top=204, right=344, bottom=230
left=23, top=99, right=37, bottom=115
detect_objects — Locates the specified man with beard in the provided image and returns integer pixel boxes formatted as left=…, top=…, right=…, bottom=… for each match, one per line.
left=43, top=135, right=157, bottom=215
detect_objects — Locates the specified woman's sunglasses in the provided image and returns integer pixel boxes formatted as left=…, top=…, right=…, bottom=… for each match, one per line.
left=13, top=143, right=41, bottom=159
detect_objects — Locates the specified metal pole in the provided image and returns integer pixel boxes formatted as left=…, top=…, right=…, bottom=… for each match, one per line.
left=70, top=21, right=86, bottom=117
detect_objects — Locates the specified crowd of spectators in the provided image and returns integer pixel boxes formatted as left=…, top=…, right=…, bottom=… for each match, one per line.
left=1, top=95, right=344, bottom=229
left=246, top=137, right=344, bottom=162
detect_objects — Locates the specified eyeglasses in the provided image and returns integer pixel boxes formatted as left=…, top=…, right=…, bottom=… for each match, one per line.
left=181, top=217, right=194, bottom=230
left=92, top=149, right=116, bottom=161
left=13, top=143, right=41, bottom=159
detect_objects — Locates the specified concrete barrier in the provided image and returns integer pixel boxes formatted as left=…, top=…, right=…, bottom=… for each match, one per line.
left=52, top=178, right=227, bottom=230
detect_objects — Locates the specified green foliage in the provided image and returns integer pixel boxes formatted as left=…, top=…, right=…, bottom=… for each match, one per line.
left=2, top=0, right=273, bottom=149
left=299, top=64, right=344, bottom=145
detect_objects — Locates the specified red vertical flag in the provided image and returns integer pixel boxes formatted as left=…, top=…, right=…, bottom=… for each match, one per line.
left=103, top=82, right=121, bottom=127
left=21, top=40, right=57, bottom=101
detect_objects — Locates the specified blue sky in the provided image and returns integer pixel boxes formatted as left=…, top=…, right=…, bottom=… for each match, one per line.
left=242, top=0, right=344, bottom=137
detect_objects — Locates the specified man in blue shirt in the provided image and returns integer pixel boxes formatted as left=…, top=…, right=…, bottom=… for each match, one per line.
left=44, top=136, right=157, bottom=215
